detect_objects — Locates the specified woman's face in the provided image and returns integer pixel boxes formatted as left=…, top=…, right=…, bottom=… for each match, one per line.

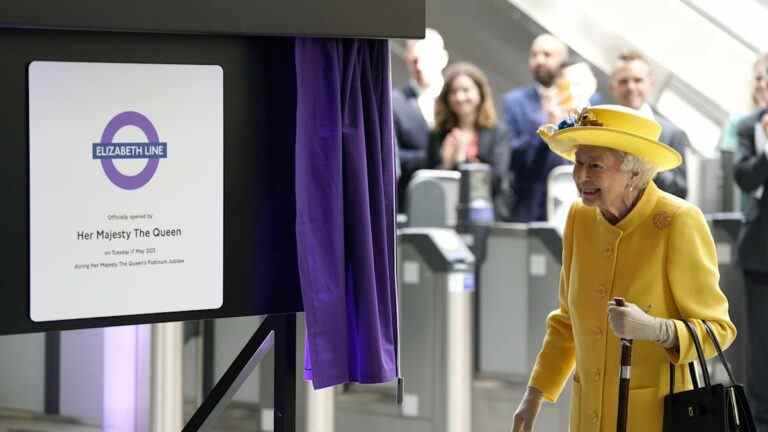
left=448, top=74, right=481, bottom=120
left=573, top=146, right=634, bottom=212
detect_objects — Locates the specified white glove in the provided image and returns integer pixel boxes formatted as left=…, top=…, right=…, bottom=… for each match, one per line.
left=511, top=386, right=544, bottom=432
left=607, top=300, right=678, bottom=348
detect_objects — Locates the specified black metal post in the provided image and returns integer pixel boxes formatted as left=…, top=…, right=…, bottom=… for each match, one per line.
left=183, top=314, right=297, bottom=432
left=44, top=331, right=60, bottom=414
left=201, top=320, right=215, bottom=398
left=273, top=313, right=296, bottom=432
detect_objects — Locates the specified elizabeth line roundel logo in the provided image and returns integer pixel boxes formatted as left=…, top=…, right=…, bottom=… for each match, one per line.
left=92, top=111, right=167, bottom=190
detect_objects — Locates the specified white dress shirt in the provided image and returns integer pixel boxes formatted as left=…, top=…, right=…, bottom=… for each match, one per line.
left=754, top=121, right=766, bottom=199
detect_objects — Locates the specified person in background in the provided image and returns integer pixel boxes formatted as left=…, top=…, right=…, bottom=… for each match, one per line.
left=733, top=58, right=768, bottom=429
left=752, top=54, right=768, bottom=110
left=392, top=28, right=449, bottom=211
left=426, top=62, right=511, bottom=219
left=720, top=54, right=768, bottom=211
left=556, top=61, right=598, bottom=113
left=512, top=105, right=736, bottom=432
left=610, top=51, right=688, bottom=199
left=502, top=34, right=602, bottom=222
left=546, top=60, right=601, bottom=232
left=720, top=54, right=768, bottom=153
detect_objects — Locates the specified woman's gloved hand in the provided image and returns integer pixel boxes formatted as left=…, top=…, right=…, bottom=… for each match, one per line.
left=607, top=300, right=678, bottom=348
left=511, top=386, right=544, bottom=432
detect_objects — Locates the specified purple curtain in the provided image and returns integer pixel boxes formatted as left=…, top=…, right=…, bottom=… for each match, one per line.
left=294, top=38, right=398, bottom=389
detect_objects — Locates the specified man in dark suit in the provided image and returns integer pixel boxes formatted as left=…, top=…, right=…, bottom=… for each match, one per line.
left=392, top=28, right=448, bottom=211
left=502, top=34, right=601, bottom=222
left=734, top=108, right=768, bottom=430
left=610, top=51, right=688, bottom=198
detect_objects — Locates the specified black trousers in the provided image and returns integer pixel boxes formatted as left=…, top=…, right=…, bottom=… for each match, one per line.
left=745, top=271, right=768, bottom=432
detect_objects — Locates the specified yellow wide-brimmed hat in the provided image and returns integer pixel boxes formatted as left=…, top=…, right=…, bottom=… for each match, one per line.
left=537, top=104, right=682, bottom=171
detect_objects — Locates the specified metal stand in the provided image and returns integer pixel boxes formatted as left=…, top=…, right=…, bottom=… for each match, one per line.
left=183, top=314, right=296, bottom=432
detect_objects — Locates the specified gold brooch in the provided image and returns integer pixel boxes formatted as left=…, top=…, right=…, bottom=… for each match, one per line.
left=652, top=212, right=672, bottom=230
left=577, top=109, right=604, bottom=127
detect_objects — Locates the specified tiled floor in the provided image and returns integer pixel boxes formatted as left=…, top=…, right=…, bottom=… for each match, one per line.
left=472, top=379, right=570, bottom=431
left=0, top=421, right=98, bottom=432
left=1, top=379, right=570, bottom=432
left=0, top=409, right=99, bottom=432
left=184, top=401, right=262, bottom=432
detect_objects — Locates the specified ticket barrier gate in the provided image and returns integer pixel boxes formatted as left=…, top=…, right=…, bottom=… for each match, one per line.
left=707, top=213, right=747, bottom=383
left=335, top=228, right=475, bottom=432
left=406, top=170, right=461, bottom=228
left=476, top=222, right=570, bottom=431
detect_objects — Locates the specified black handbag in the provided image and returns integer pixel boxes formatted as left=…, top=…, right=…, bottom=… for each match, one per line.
left=662, top=320, right=756, bottom=431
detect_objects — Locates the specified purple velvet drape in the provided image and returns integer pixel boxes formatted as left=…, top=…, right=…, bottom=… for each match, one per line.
left=294, top=38, right=398, bottom=389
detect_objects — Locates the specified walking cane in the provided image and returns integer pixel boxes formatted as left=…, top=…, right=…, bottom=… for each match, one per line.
left=614, top=297, right=632, bottom=432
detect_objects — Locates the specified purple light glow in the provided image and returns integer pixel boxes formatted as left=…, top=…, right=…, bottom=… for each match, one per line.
left=103, top=325, right=151, bottom=432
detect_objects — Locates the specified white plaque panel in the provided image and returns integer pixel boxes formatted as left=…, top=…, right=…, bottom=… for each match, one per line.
left=29, top=61, right=224, bottom=321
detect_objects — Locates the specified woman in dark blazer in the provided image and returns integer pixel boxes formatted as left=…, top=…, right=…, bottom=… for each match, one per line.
left=427, top=62, right=511, bottom=219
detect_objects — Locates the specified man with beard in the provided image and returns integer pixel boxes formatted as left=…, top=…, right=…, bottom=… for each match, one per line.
left=502, top=34, right=602, bottom=222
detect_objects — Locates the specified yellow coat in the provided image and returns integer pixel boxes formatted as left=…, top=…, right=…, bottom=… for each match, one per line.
left=529, top=181, right=737, bottom=432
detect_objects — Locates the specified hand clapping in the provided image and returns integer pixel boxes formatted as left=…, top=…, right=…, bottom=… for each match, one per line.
left=440, top=128, right=473, bottom=168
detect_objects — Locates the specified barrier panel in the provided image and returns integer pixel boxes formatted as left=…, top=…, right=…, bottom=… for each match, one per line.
left=335, top=228, right=474, bottom=432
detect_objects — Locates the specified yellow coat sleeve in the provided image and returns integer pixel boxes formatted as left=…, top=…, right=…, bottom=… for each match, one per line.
left=665, top=206, right=737, bottom=365
left=528, top=204, right=577, bottom=402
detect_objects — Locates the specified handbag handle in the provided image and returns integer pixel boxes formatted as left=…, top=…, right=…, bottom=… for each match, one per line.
left=669, top=363, right=699, bottom=394
left=668, top=320, right=711, bottom=394
left=701, top=320, right=738, bottom=387
left=683, top=320, right=712, bottom=388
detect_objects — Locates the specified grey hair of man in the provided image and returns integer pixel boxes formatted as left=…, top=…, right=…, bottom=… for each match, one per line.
left=608, top=148, right=658, bottom=190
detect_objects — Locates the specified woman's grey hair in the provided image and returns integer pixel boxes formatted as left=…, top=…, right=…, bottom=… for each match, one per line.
left=609, top=149, right=658, bottom=188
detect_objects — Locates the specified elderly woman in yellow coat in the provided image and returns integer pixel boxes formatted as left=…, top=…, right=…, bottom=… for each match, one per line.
left=511, top=105, right=737, bottom=432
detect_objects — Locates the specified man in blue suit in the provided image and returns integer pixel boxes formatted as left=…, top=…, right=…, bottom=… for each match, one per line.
left=502, top=34, right=599, bottom=222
